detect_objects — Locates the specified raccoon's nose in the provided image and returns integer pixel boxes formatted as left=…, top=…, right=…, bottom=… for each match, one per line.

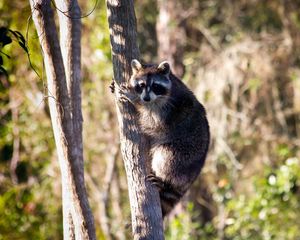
left=143, top=95, right=151, bottom=102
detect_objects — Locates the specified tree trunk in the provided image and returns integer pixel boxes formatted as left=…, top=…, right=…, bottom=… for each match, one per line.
left=29, top=1, right=96, bottom=239
left=106, top=0, right=164, bottom=239
left=156, top=0, right=186, bottom=77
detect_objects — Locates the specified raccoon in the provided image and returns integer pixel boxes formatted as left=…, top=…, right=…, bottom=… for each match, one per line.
left=113, top=59, right=210, bottom=217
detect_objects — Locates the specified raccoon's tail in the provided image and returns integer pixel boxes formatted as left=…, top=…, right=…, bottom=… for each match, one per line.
left=159, top=182, right=183, bottom=217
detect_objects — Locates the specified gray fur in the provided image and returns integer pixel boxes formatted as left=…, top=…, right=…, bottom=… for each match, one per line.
left=116, top=60, right=210, bottom=217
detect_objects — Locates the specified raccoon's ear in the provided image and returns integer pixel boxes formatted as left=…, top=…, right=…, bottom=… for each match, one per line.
left=157, top=61, right=170, bottom=75
left=131, top=59, right=142, bottom=74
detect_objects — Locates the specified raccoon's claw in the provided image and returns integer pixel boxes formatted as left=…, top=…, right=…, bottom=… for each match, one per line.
left=111, top=81, right=130, bottom=102
left=119, top=95, right=130, bottom=103
left=109, top=79, right=129, bottom=95
left=110, top=80, right=138, bottom=104
left=109, top=79, right=115, bottom=93
left=119, top=82, right=130, bottom=91
left=146, top=174, right=165, bottom=189
left=118, top=84, right=138, bottom=103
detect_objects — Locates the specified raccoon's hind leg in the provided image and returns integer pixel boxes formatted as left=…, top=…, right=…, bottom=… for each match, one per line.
left=147, top=174, right=183, bottom=217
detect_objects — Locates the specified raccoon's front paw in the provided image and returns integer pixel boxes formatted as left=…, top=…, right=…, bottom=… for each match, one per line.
left=117, top=83, right=132, bottom=102
left=146, top=174, right=165, bottom=189
left=111, top=80, right=130, bottom=102
left=110, top=79, right=128, bottom=94
left=111, top=80, right=138, bottom=104
left=118, top=82, right=130, bottom=95
left=109, top=79, right=115, bottom=93
left=118, top=84, right=138, bottom=103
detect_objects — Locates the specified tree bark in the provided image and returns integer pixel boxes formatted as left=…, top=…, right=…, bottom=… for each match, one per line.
left=29, top=1, right=96, bottom=239
left=106, top=0, right=164, bottom=239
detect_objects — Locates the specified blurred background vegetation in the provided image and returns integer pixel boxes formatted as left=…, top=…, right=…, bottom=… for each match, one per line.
left=1, top=0, right=300, bottom=239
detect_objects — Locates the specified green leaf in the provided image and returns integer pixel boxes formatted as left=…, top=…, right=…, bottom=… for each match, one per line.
left=0, top=27, right=12, bottom=47
left=18, top=41, right=28, bottom=53
left=0, top=65, right=8, bottom=76
left=0, top=50, right=11, bottom=59
left=14, top=31, right=26, bottom=45
left=7, top=29, right=28, bottom=53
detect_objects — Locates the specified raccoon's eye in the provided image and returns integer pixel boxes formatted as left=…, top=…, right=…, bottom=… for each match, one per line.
left=134, top=82, right=145, bottom=94
left=139, top=82, right=146, bottom=88
left=152, top=83, right=167, bottom=95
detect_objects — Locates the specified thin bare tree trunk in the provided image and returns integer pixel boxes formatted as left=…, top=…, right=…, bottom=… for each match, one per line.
left=156, top=0, right=186, bottom=77
left=9, top=94, right=20, bottom=184
left=111, top=171, right=126, bottom=240
left=99, top=147, right=118, bottom=240
left=106, top=0, right=164, bottom=239
left=86, top=147, right=118, bottom=240
left=29, top=1, right=96, bottom=239
left=54, top=1, right=90, bottom=238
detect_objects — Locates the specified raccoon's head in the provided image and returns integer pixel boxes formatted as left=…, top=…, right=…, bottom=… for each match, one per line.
left=130, top=59, right=172, bottom=104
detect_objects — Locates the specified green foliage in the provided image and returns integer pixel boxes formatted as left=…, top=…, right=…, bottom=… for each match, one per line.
left=165, top=159, right=300, bottom=240
left=165, top=203, right=201, bottom=240
left=0, top=3, right=59, bottom=239
left=0, top=27, right=28, bottom=76
left=225, top=158, right=300, bottom=240
left=0, top=182, right=62, bottom=240
left=238, top=1, right=283, bottom=33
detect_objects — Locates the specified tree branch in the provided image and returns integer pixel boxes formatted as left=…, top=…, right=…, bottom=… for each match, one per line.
left=9, top=99, right=20, bottom=184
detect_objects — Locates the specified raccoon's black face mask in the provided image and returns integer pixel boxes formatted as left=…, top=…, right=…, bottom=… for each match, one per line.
left=133, top=75, right=170, bottom=102
left=131, top=59, right=171, bottom=103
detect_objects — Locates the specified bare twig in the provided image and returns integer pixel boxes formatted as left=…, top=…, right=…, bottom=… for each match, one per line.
left=9, top=101, right=20, bottom=184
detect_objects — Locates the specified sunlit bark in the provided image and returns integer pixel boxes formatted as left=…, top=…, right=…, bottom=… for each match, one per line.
left=29, top=0, right=96, bottom=239
left=106, top=0, right=164, bottom=239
